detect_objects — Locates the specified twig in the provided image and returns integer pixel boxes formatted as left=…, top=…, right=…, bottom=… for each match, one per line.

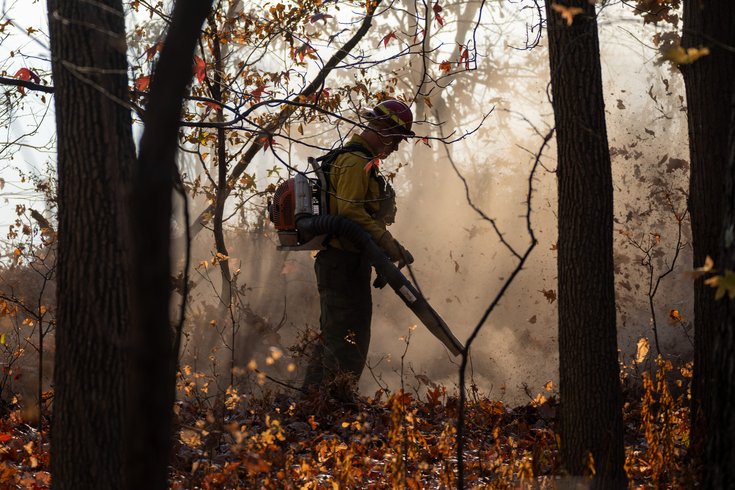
left=172, top=178, right=191, bottom=374
left=188, top=0, right=385, bottom=239
left=456, top=127, right=552, bottom=489
left=0, top=76, right=54, bottom=94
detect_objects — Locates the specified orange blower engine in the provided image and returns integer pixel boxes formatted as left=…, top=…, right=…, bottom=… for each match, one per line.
left=268, top=158, right=329, bottom=251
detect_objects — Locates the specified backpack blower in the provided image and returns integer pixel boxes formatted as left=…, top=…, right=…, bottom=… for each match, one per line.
left=268, top=158, right=464, bottom=356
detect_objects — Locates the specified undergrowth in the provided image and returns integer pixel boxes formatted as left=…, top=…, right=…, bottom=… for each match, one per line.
left=0, top=359, right=693, bottom=489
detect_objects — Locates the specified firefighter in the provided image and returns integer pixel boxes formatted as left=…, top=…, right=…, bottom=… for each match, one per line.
left=302, top=100, right=416, bottom=400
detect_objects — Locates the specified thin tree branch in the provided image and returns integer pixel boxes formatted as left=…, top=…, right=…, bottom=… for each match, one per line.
left=188, top=0, right=385, bottom=239
left=126, top=0, right=213, bottom=488
left=456, top=127, right=551, bottom=489
left=0, top=76, right=54, bottom=93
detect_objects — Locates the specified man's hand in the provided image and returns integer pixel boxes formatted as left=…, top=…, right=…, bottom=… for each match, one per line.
left=396, top=242, right=414, bottom=267
left=379, top=232, right=414, bottom=266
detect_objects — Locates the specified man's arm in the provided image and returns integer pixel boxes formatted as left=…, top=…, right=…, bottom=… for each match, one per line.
left=334, top=157, right=412, bottom=263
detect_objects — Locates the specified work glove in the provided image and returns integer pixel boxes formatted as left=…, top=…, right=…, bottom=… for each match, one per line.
left=378, top=232, right=414, bottom=266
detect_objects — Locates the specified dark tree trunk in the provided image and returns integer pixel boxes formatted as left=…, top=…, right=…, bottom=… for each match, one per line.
left=47, top=0, right=135, bottom=488
left=545, top=1, right=626, bottom=486
left=704, top=84, right=735, bottom=490
left=126, top=1, right=212, bottom=489
left=681, top=0, right=735, bottom=469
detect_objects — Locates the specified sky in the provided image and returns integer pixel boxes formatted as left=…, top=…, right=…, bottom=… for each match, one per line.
left=1, top=0, right=53, bottom=242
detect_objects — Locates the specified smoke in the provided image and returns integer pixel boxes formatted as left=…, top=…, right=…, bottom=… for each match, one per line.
left=0, top=1, right=694, bottom=412
left=171, top=3, right=692, bottom=406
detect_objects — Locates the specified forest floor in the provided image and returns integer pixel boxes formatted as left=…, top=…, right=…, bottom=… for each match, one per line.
left=0, top=368, right=692, bottom=489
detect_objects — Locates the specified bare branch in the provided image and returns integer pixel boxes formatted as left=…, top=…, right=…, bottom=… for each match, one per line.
left=456, top=126, right=552, bottom=488
left=0, top=76, right=54, bottom=94
left=188, top=0, right=386, bottom=238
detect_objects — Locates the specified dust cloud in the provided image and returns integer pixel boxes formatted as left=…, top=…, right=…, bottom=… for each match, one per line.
left=173, top=3, right=693, bottom=406
left=0, top=2, right=695, bottom=415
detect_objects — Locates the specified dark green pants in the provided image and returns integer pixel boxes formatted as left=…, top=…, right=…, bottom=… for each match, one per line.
left=302, top=247, right=372, bottom=390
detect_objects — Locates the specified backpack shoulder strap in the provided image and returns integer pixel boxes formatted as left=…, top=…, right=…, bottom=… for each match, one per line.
left=316, top=142, right=372, bottom=170
left=315, top=142, right=373, bottom=212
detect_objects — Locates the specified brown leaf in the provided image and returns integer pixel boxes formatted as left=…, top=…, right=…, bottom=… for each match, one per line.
left=539, top=289, right=556, bottom=304
left=668, top=309, right=684, bottom=322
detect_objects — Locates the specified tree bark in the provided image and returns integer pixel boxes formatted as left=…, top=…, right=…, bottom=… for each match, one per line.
left=704, top=79, right=735, bottom=490
left=545, top=1, right=626, bottom=486
left=681, top=0, right=735, bottom=468
left=47, top=0, right=135, bottom=487
left=126, top=1, right=212, bottom=488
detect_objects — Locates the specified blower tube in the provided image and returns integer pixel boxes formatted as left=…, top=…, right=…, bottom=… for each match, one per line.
left=296, top=214, right=464, bottom=356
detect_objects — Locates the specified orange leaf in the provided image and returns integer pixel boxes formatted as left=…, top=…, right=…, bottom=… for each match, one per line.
left=414, top=137, right=430, bottom=147
left=668, top=309, right=683, bottom=322
left=551, top=2, right=584, bottom=26
left=193, top=55, right=206, bottom=83
left=364, top=158, right=380, bottom=173
left=439, top=60, right=451, bottom=73
left=0, top=433, right=12, bottom=443
left=135, top=75, right=151, bottom=91
left=295, top=45, right=316, bottom=63
left=309, top=88, right=331, bottom=104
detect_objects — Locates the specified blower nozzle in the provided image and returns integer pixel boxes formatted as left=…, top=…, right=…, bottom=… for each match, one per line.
left=297, top=214, right=464, bottom=356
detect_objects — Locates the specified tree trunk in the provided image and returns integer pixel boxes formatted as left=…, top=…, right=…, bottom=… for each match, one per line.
left=681, top=0, right=735, bottom=468
left=545, top=1, right=626, bottom=486
left=704, top=81, right=735, bottom=490
left=47, top=0, right=135, bottom=487
left=126, top=1, right=212, bottom=488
